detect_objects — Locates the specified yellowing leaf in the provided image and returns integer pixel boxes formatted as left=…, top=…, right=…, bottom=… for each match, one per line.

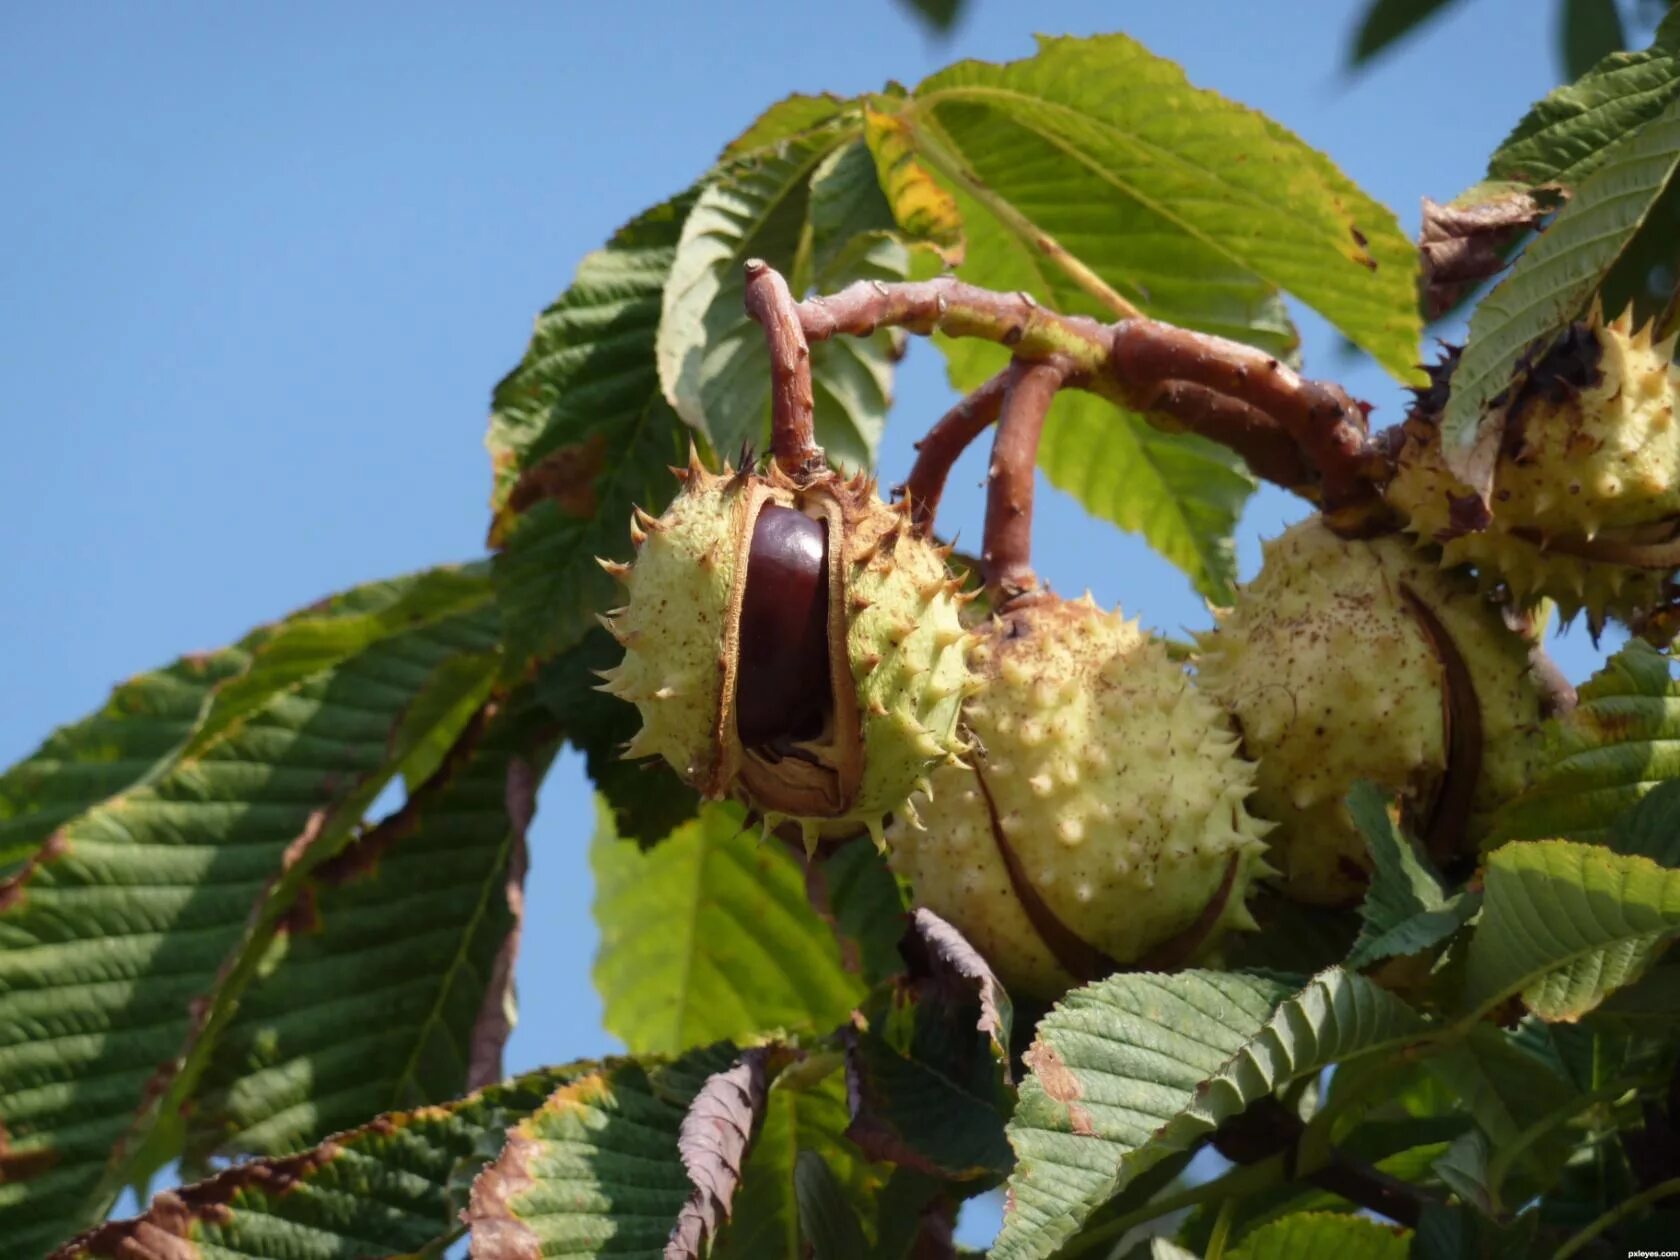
left=864, top=106, right=964, bottom=265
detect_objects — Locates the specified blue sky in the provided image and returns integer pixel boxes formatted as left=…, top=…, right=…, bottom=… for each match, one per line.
left=1, top=0, right=1625, bottom=1242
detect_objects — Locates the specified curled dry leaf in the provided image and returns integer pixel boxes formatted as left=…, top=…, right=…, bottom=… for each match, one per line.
left=665, top=1047, right=772, bottom=1260
left=51, top=1145, right=340, bottom=1260
left=1418, top=192, right=1547, bottom=319
left=903, top=907, right=1012, bottom=1065
left=841, top=910, right=1017, bottom=1179
left=466, top=755, right=540, bottom=1090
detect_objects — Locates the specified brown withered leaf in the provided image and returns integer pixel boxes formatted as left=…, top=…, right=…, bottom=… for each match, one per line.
left=664, top=1047, right=772, bottom=1259
left=0, top=829, right=70, bottom=913
left=498, top=430, right=610, bottom=534
left=54, top=1145, right=337, bottom=1260
left=466, top=755, right=539, bottom=1090
left=54, top=1057, right=598, bottom=1260
left=841, top=909, right=1016, bottom=1179
left=1021, top=1042, right=1095, bottom=1137
left=1418, top=192, right=1547, bottom=319
left=0, top=1119, right=58, bottom=1183
left=903, top=907, right=1012, bottom=1065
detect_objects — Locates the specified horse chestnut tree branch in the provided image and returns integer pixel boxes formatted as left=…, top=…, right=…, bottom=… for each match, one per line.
left=750, top=267, right=1397, bottom=527
left=21, top=21, right=1680, bottom=1260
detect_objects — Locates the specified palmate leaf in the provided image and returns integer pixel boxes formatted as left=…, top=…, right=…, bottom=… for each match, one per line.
left=668, top=1048, right=772, bottom=1258
left=1486, top=14, right=1680, bottom=326
left=723, top=94, right=855, bottom=163
left=1036, top=391, right=1253, bottom=605
left=808, top=139, right=902, bottom=284
left=486, top=193, right=694, bottom=667
left=656, top=120, right=846, bottom=444
left=992, top=969, right=1425, bottom=1260
left=1559, top=0, right=1629, bottom=83
left=844, top=908, right=1013, bottom=1182
left=864, top=33, right=1416, bottom=599
left=846, top=1026, right=1012, bottom=1181
left=1594, top=960, right=1680, bottom=1025
left=465, top=1043, right=750, bottom=1256
left=865, top=107, right=965, bottom=266
left=1431, top=1128, right=1492, bottom=1215
left=1221, top=891, right=1361, bottom=977
left=713, top=1066, right=890, bottom=1260
left=1423, top=1025, right=1578, bottom=1197
left=1465, top=839, right=1680, bottom=1021
left=1497, top=639, right=1680, bottom=845
left=1175, top=1116, right=1467, bottom=1253
left=1348, top=0, right=1462, bottom=67
left=1346, top=783, right=1479, bottom=971
left=0, top=643, right=255, bottom=873
left=0, top=572, right=483, bottom=872
left=793, top=1151, right=869, bottom=1260
left=813, top=837, right=909, bottom=991
left=51, top=1057, right=597, bottom=1260
left=1525, top=1015, right=1653, bottom=1092
left=0, top=566, right=500, bottom=1256
left=656, top=121, right=904, bottom=472
left=182, top=565, right=490, bottom=756
left=1611, top=777, right=1680, bottom=866
left=887, top=33, right=1420, bottom=377
left=873, top=79, right=1300, bottom=349
left=1441, top=92, right=1680, bottom=467
left=182, top=692, right=556, bottom=1167
left=1411, top=1204, right=1541, bottom=1260
left=535, top=627, right=693, bottom=847
left=1490, top=10, right=1680, bottom=186
left=1225, top=1211, right=1411, bottom=1260
left=590, top=800, right=870, bottom=1056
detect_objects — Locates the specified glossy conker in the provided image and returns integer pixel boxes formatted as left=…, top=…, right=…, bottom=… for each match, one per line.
left=736, top=505, right=831, bottom=747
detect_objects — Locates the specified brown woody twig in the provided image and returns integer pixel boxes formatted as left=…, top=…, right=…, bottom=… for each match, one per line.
left=901, top=365, right=1020, bottom=538
left=743, top=258, right=822, bottom=478
left=1145, top=381, right=1318, bottom=492
left=790, top=270, right=1393, bottom=532
left=1106, top=320, right=1385, bottom=527
left=1212, top=1097, right=1435, bottom=1229
left=981, top=359, right=1069, bottom=603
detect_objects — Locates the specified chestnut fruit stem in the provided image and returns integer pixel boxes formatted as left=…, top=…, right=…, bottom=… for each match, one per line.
left=982, top=358, right=1067, bottom=603
left=743, top=258, right=824, bottom=479
left=900, top=363, right=1020, bottom=539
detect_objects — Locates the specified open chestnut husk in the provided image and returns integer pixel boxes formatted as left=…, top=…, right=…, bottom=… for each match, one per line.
left=596, top=452, right=975, bottom=845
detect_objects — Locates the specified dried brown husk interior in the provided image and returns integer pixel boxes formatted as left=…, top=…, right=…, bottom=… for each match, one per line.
left=725, top=468, right=864, bottom=819
left=1396, top=581, right=1482, bottom=869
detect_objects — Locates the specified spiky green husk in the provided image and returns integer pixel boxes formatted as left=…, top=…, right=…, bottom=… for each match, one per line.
left=597, top=475, right=741, bottom=787
left=1388, top=310, right=1680, bottom=626
left=887, top=596, right=1271, bottom=999
left=1195, top=517, right=1546, bottom=905
left=837, top=488, right=973, bottom=838
left=598, top=460, right=972, bottom=839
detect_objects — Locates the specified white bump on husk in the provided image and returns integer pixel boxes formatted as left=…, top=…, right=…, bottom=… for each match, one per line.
left=1194, top=516, right=1547, bottom=905
left=887, top=598, right=1270, bottom=1000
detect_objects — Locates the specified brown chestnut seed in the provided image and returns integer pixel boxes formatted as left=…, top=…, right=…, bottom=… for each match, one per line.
left=735, top=505, right=832, bottom=748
